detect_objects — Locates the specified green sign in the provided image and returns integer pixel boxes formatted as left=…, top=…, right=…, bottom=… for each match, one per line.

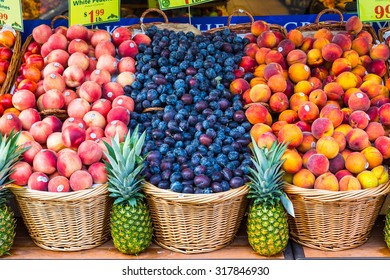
left=158, top=0, right=215, bottom=10
left=357, top=0, right=390, bottom=22
left=0, top=0, right=23, bottom=31
left=68, top=0, right=120, bottom=26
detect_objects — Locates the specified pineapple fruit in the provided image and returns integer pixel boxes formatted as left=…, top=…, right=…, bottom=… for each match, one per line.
left=104, top=126, right=153, bottom=255
left=0, top=131, right=26, bottom=256
left=247, top=139, right=294, bottom=256
left=385, top=210, right=390, bottom=249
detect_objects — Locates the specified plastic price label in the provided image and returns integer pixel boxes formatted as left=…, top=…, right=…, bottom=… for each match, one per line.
left=158, top=0, right=215, bottom=10
left=68, top=0, right=120, bottom=26
left=0, top=0, right=23, bottom=31
left=357, top=0, right=390, bottom=22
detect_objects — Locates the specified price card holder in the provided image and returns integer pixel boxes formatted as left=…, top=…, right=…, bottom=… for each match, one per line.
left=158, top=0, right=214, bottom=10
left=68, top=0, right=120, bottom=27
left=357, top=0, right=390, bottom=22
left=0, top=0, right=23, bottom=31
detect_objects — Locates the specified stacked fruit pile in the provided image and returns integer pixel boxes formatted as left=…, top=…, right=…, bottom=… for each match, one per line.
left=239, top=16, right=390, bottom=191
left=125, top=26, right=253, bottom=194
left=0, top=23, right=147, bottom=193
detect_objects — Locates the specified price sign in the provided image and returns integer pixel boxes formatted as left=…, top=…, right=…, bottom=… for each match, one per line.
left=0, top=0, right=23, bottom=31
left=158, top=0, right=215, bottom=10
left=68, top=0, right=120, bottom=26
left=357, top=0, right=390, bottom=22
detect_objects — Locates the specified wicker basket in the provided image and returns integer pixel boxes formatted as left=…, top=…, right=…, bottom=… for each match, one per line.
left=143, top=182, right=249, bottom=254
left=284, top=182, right=390, bottom=251
left=297, top=8, right=377, bottom=40
left=205, top=9, right=287, bottom=37
left=6, top=184, right=112, bottom=251
left=0, top=30, right=22, bottom=96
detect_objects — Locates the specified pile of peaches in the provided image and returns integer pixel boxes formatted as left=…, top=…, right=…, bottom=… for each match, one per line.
left=0, top=23, right=149, bottom=192
left=236, top=16, right=390, bottom=191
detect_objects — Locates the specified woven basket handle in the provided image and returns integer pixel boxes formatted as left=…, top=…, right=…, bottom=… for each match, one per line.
left=140, top=8, right=169, bottom=25
left=315, top=8, right=344, bottom=24
left=51, top=15, right=69, bottom=29
left=227, top=9, right=254, bottom=28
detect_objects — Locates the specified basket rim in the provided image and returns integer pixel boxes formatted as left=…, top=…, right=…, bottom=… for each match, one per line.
left=284, top=180, right=390, bottom=202
left=5, top=183, right=108, bottom=201
left=143, top=181, right=249, bottom=204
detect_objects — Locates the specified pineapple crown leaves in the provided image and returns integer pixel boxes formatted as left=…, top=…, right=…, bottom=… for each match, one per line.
left=247, top=137, right=295, bottom=217
left=0, top=130, right=28, bottom=206
left=103, top=126, right=147, bottom=207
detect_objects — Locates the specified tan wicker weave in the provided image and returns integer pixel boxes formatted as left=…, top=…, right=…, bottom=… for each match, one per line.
left=284, top=182, right=390, bottom=251
left=6, top=184, right=112, bottom=251
left=143, top=182, right=249, bottom=254
left=0, top=30, right=22, bottom=96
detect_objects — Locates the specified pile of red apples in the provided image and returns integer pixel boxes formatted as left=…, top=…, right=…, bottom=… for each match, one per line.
left=0, top=23, right=151, bottom=192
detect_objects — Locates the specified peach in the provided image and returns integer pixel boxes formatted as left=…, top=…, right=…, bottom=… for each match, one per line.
left=67, top=52, right=90, bottom=71
left=348, top=92, right=370, bottom=111
left=62, top=89, right=78, bottom=108
left=67, top=38, right=88, bottom=54
left=256, top=132, right=277, bottom=150
left=309, top=89, right=327, bottom=108
left=12, top=89, right=36, bottom=111
left=112, top=26, right=132, bottom=47
left=352, top=37, right=371, bottom=56
left=249, top=84, right=271, bottom=103
left=366, top=107, right=380, bottom=122
left=94, top=39, right=116, bottom=59
left=281, top=148, right=303, bottom=174
left=66, top=24, right=88, bottom=41
left=371, top=96, right=390, bottom=107
left=117, top=56, right=136, bottom=73
left=269, top=92, right=289, bottom=113
left=43, top=72, right=66, bottom=92
left=272, top=121, right=287, bottom=137
left=359, top=54, right=372, bottom=68
left=85, top=126, right=105, bottom=141
left=278, top=109, right=298, bottom=124
left=69, top=170, right=93, bottom=191
left=342, top=49, right=360, bottom=68
left=0, top=113, right=22, bottom=136
left=319, top=104, right=343, bottom=128
left=251, top=20, right=269, bottom=37
left=27, top=172, right=49, bottom=191
left=328, top=153, right=345, bottom=174
left=331, top=58, right=352, bottom=76
left=46, top=33, right=68, bottom=51
left=362, top=146, right=383, bottom=169
left=106, top=106, right=130, bottom=126
left=46, top=132, right=65, bottom=152
left=83, top=111, right=106, bottom=129
left=276, top=122, right=303, bottom=148
left=324, top=82, right=345, bottom=103
left=313, top=37, right=330, bottom=51
left=297, top=101, right=319, bottom=123
left=89, top=68, right=111, bottom=86
left=257, top=30, right=277, bottom=48
left=297, top=131, right=316, bottom=153
left=67, top=98, right=91, bottom=119
left=112, top=95, right=134, bottom=112
left=302, top=149, right=317, bottom=168
left=314, top=172, right=339, bottom=191
left=267, top=74, right=287, bottom=93
left=288, top=63, right=311, bottom=83
left=77, top=139, right=103, bottom=166
left=104, top=120, right=128, bottom=142
left=292, top=169, right=315, bottom=189
left=314, top=28, right=333, bottom=41
left=378, top=103, right=390, bottom=126
left=322, top=43, right=343, bottom=62
left=63, top=116, right=87, bottom=131
left=61, top=124, right=86, bottom=149
left=29, top=121, right=53, bottom=144
left=311, top=117, right=334, bottom=139
left=310, top=65, right=329, bottom=82
left=367, top=59, right=387, bottom=77
left=229, top=78, right=250, bottom=95
left=300, top=37, right=315, bottom=52
left=286, top=49, right=307, bottom=66
left=332, top=33, right=352, bottom=51
left=277, top=39, right=295, bottom=56
left=91, top=98, right=112, bottom=118
left=345, top=128, right=370, bottom=151
left=32, top=24, right=53, bottom=45
left=306, top=48, right=323, bottom=67
left=88, top=162, right=108, bottom=184
left=346, top=15, right=363, bottom=35
left=21, top=140, right=42, bottom=165
left=357, top=170, right=379, bottom=189
left=339, top=175, right=362, bottom=191
left=255, top=47, right=271, bottom=65
left=33, top=149, right=57, bottom=175
left=253, top=64, right=266, bottom=78
left=18, top=108, right=41, bottom=130
left=365, top=122, right=385, bottom=142
left=42, top=62, right=64, bottom=78
left=287, top=29, right=304, bottom=47
left=16, top=131, right=34, bottom=146
left=335, top=169, right=353, bottom=181
left=345, top=152, right=369, bottom=174
left=306, top=153, right=330, bottom=175
left=316, top=136, right=340, bottom=159
left=374, top=136, right=390, bottom=159
left=359, top=81, right=381, bottom=99
left=42, top=89, right=65, bottom=110
left=250, top=123, right=273, bottom=142
left=48, top=176, right=70, bottom=192
left=294, top=80, right=313, bottom=96
left=348, top=110, right=369, bottom=129
left=9, top=161, right=32, bottom=186
left=289, top=92, right=309, bottom=111
left=90, top=29, right=111, bottom=47
left=245, top=103, right=269, bottom=124
left=264, top=50, right=285, bottom=67
left=332, top=131, right=347, bottom=152
left=96, top=54, right=118, bottom=75
left=370, top=43, right=390, bottom=60
left=295, top=121, right=311, bottom=132
left=371, top=165, right=389, bottom=185
left=245, top=42, right=260, bottom=58
left=78, top=80, right=102, bottom=103
left=41, top=116, right=62, bottom=133
left=351, top=65, right=366, bottom=77
left=44, top=49, right=69, bottom=68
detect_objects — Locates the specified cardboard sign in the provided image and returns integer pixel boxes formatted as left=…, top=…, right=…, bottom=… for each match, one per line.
left=0, top=0, right=23, bottom=31
left=358, top=0, right=390, bottom=22
left=69, top=0, right=120, bottom=26
left=158, top=0, right=215, bottom=10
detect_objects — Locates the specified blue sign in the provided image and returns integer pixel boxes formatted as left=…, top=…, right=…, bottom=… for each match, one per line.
left=21, top=13, right=389, bottom=43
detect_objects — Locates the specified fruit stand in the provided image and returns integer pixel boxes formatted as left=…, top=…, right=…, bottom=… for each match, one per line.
left=0, top=1, right=390, bottom=272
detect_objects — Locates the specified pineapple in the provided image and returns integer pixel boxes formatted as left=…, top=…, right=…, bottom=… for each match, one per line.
left=104, top=126, right=153, bottom=255
left=385, top=210, right=390, bottom=249
left=0, top=131, right=25, bottom=256
left=246, top=139, right=294, bottom=256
